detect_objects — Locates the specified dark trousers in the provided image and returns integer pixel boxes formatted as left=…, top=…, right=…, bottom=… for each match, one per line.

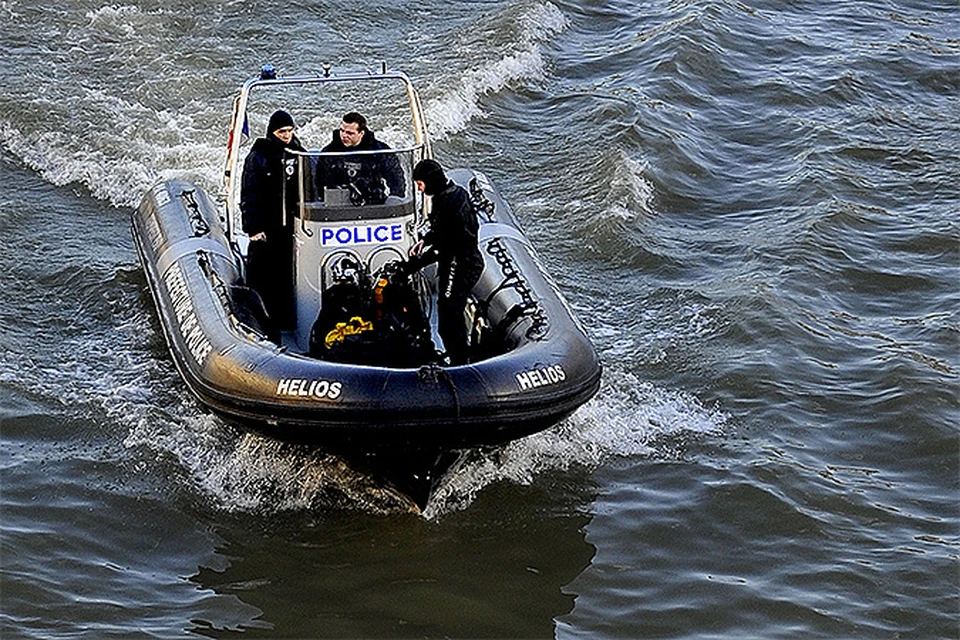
left=437, top=261, right=482, bottom=365
left=247, top=235, right=294, bottom=332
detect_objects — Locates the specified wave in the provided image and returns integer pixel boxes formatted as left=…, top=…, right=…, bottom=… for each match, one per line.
left=112, top=364, right=729, bottom=520
left=0, top=109, right=221, bottom=211
left=0, top=1, right=569, bottom=210
left=112, top=356, right=726, bottom=519
left=423, top=370, right=728, bottom=519
left=423, top=2, right=569, bottom=141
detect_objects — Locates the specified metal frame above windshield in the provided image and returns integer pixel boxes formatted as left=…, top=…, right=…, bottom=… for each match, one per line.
left=220, top=66, right=432, bottom=243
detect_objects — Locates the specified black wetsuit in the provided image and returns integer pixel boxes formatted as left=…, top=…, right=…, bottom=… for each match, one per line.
left=408, top=180, right=483, bottom=365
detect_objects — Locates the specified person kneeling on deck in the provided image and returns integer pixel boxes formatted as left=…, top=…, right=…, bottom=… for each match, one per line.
left=403, top=159, right=483, bottom=366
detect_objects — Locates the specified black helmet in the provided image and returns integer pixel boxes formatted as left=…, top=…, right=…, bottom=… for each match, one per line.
left=413, top=158, right=447, bottom=195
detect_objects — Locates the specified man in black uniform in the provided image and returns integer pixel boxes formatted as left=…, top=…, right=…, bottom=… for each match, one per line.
left=240, top=109, right=305, bottom=333
left=317, top=111, right=405, bottom=203
left=405, top=159, right=483, bottom=365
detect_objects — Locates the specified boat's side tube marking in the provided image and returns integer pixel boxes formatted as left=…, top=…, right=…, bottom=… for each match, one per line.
left=156, top=238, right=235, bottom=277
left=516, top=364, right=567, bottom=391
left=478, top=222, right=529, bottom=245
left=163, top=263, right=215, bottom=368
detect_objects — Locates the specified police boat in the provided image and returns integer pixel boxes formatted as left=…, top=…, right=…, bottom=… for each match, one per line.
left=132, top=66, right=602, bottom=451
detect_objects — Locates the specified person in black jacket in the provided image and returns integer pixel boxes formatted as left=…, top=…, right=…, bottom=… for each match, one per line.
left=240, top=109, right=305, bottom=333
left=405, top=159, right=483, bottom=365
left=317, top=112, right=405, bottom=203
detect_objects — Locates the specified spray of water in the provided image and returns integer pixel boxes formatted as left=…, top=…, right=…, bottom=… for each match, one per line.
left=424, top=2, right=569, bottom=141
left=423, top=370, right=728, bottom=519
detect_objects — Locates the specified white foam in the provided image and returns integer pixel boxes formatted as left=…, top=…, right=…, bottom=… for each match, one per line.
left=0, top=110, right=222, bottom=210
left=122, top=417, right=419, bottom=515
left=604, top=151, right=656, bottom=220
left=0, top=2, right=21, bottom=19
left=83, top=5, right=144, bottom=36
left=107, top=345, right=726, bottom=519
left=422, top=370, right=728, bottom=519
left=424, top=2, right=569, bottom=141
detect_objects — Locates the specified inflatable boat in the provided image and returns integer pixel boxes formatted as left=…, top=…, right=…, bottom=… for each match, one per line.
left=132, top=66, right=601, bottom=452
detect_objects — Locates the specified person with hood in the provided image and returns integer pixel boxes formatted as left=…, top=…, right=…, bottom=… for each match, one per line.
left=404, top=158, right=483, bottom=365
left=317, top=111, right=405, bottom=203
left=240, top=109, right=305, bottom=334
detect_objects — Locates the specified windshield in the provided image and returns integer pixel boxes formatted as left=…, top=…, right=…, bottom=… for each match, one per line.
left=288, top=146, right=421, bottom=217
left=223, top=70, right=429, bottom=242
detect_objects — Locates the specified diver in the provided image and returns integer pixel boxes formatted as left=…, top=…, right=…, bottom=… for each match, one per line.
left=403, top=159, right=483, bottom=366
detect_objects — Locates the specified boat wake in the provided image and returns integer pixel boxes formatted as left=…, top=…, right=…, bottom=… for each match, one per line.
left=115, top=366, right=728, bottom=520
left=424, top=370, right=728, bottom=519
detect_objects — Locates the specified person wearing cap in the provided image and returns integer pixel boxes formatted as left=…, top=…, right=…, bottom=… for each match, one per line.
left=405, top=158, right=483, bottom=365
left=240, top=109, right=306, bottom=335
left=317, top=111, right=405, bottom=203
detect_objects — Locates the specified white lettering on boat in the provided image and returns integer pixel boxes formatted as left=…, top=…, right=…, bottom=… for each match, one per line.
left=163, top=264, right=213, bottom=368
left=276, top=378, right=343, bottom=401
left=319, top=223, right=403, bottom=247
left=516, top=365, right=566, bottom=391
left=154, top=183, right=171, bottom=207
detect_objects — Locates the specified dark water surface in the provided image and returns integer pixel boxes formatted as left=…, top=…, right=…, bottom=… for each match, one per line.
left=1, top=1, right=957, bottom=637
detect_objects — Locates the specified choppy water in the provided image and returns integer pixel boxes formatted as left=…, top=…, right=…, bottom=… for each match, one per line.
left=1, top=0, right=957, bottom=637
